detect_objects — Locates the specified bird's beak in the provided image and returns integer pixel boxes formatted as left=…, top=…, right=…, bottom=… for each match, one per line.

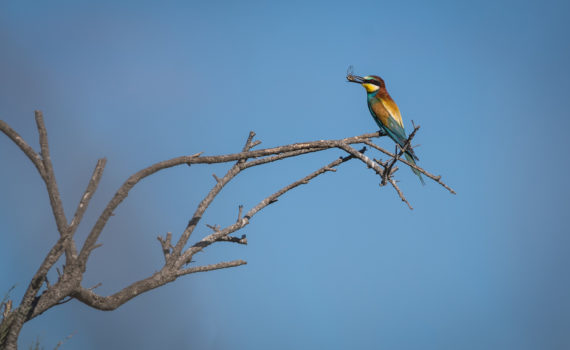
left=347, top=74, right=364, bottom=84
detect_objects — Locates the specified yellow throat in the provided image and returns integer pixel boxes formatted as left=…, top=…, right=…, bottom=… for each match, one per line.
left=362, top=83, right=379, bottom=93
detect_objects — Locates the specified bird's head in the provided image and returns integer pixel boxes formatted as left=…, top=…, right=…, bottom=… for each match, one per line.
left=347, top=74, right=385, bottom=93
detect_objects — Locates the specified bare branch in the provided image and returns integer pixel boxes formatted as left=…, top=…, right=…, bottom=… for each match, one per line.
left=76, top=152, right=204, bottom=270
left=241, top=131, right=257, bottom=152
left=88, top=283, right=102, bottom=291
left=32, top=111, right=78, bottom=267
left=177, top=260, right=247, bottom=277
left=68, top=158, right=106, bottom=245
left=244, top=152, right=360, bottom=220
left=76, top=130, right=383, bottom=271
left=139, top=132, right=381, bottom=174
left=1, top=111, right=457, bottom=348
left=388, top=179, right=413, bottom=210
left=74, top=130, right=302, bottom=312
left=206, top=224, right=220, bottom=232
left=216, top=234, right=247, bottom=245
left=363, top=139, right=456, bottom=194
left=0, top=120, right=45, bottom=177
left=53, top=332, right=74, bottom=350
left=170, top=141, right=247, bottom=265
left=186, top=152, right=203, bottom=166
left=34, top=111, right=69, bottom=235
left=157, top=232, right=173, bottom=263
left=73, top=270, right=176, bottom=311
left=244, top=154, right=352, bottom=220
left=334, top=142, right=384, bottom=177
left=243, top=147, right=328, bottom=169
left=236, top=205, right=243, bottom=222
left=4, top=234, right=69, bottom=345
left=181, top=150, right=363, bottom=264
left=384, top=125, right=420, bottom=183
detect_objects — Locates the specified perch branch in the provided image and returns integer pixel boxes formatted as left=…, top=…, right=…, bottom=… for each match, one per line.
left=362, top=139, right=456, bottom=194
left=1, top=110, right=456, bottom=348
left=384, top=125, right=420, bottom=184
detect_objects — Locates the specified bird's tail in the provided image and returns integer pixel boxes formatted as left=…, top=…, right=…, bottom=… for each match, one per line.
left=404, top=152, right=425, bottom=185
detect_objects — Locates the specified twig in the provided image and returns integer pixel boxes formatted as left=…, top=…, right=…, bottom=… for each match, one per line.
left=388, top=179, right=413, bottom=210
left=54, top=332, right=74, bottom=350
left=177, top=260, right=247, bottom=276
left=236, top=205, right=243, bottom=222
left=383, top=125, right=420, bottom=185
left=157, top=232, right=173, bottom=263
left=362, top=139, right=456, bottom=194
left=206, top=224, right=220, bottom=232
left=88, top=283, right=102, bottom=291
left=0, top=120, right=45, bottom=177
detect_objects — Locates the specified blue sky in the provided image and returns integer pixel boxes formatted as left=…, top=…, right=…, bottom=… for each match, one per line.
left=1, top=0, right=569, bottom=349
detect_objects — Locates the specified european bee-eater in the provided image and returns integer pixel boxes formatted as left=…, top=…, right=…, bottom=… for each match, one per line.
left=348, top=73, right=424, bottom=184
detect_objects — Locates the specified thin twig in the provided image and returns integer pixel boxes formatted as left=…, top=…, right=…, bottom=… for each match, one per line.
left=389, top=179, right=413, bottom=210
left=236, top=205, right=243, bottom=222
left=88, top=283, right=102, bottom=291
left=177, top=260, right=247, bottom=276
left=53, top=332, right=74, bottom=350
left=363, top=139, right=456, bottom=194
left=157, top=232, right=173, bottom=263
left=206, top=224, right=220, bottom=232
left=0, top=120, right=46, bottom=177
left=383, top=125, right=420, bottom=185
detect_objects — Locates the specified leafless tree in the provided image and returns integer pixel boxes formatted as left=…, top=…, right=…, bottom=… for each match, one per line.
left=0, top=111, right=454, bottom=349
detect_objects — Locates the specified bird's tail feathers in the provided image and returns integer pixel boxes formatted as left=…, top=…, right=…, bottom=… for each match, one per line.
left=404, top=153, right=425, bottom=185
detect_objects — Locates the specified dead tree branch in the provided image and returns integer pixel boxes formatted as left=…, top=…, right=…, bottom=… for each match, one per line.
left=0, top=111, right=454, bottom=349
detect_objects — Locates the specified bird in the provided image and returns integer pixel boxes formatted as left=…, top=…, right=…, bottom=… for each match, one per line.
left=347, top=72, right=424, bottom=185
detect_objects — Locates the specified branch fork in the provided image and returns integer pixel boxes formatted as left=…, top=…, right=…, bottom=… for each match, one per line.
left=0, top=111, right=455, bottom=349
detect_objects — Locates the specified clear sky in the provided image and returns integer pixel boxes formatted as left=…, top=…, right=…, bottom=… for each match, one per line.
left=1, top=0, right=569, bottom=349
